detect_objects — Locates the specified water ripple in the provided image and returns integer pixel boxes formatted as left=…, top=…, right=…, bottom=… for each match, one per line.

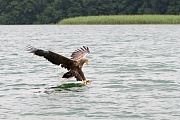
left=0, top=25, right=180, bottom=120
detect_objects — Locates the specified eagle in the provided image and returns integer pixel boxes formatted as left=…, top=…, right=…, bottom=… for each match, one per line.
left=27, top=46, right=91, bottom=84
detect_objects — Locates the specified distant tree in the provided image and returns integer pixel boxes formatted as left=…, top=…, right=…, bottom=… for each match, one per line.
left=0, top=0, right=180, bottom=24
left=166, top=0, right=180, bottom=14
left=120, top=0, right=143, bottom=14
left=0, top=0, right=41, bottom=24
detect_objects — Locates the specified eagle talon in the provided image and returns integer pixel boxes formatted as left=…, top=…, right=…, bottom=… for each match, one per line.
left=82, top=80, right=91, bottom=84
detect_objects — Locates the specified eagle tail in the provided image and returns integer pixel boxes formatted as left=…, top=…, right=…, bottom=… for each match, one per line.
left=62, top=72, right=73, bottom=79
left=62, top=70, right=84, bottom=81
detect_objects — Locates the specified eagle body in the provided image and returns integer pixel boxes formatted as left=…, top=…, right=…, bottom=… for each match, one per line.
left=28, top=46, right=90, bottom=84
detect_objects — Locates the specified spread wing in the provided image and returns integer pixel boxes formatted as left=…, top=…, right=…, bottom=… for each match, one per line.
left=71, top=46, right=90, bottom=61
left=27, top=46, right=74, bottom=70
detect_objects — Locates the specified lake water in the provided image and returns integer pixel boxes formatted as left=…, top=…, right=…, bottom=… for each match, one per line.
left=0, top=25, right=180, bottom=120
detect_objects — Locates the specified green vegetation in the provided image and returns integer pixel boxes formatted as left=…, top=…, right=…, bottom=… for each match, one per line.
left=58, top=15, right=180, bottom=24
left=0, top=0, right=180, bottom=24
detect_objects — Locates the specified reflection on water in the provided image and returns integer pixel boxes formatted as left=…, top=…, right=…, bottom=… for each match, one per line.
left=0, top=25, right=180, bottom=120
left=45, top=83, right=87, bottom=93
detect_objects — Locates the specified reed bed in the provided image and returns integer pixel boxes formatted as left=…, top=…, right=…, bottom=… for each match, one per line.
left=58, top=15, right=180, bottom=24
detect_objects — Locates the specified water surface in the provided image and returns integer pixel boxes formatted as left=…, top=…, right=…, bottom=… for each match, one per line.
left=0, top=25, right=180, bottom=120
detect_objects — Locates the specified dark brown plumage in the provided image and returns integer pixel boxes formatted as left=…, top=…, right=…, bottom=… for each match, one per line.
left=27, top=46, right=90, bottom=84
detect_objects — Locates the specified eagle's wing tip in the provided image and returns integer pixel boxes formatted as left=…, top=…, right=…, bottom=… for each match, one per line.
left=26, top=45, right=38, bottom=53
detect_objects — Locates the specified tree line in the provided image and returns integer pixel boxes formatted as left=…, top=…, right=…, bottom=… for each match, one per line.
left=0, top=0, right=179, bottom=24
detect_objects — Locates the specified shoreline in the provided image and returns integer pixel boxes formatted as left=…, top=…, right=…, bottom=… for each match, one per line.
left=58, top=15, right=180, bottom=25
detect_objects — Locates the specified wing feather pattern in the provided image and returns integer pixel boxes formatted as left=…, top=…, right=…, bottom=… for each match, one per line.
left=71, top=46, right=90, bottom=60
left=27, top=46, right=74, bottom=70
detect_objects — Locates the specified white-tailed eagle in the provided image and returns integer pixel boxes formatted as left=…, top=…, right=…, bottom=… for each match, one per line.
left=27, top=46, right=91, bottom=84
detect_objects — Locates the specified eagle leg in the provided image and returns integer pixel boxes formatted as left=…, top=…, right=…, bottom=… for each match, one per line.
left=74, top=71, right=83, bottom=81
left=76, top=70, right=91, bottom=84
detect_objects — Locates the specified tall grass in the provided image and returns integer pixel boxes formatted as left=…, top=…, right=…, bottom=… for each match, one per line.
left=58, top=15, right=180, bottom=24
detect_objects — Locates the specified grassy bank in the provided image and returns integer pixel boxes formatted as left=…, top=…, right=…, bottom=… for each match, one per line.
left=58, top=15, right=180, bottom=25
